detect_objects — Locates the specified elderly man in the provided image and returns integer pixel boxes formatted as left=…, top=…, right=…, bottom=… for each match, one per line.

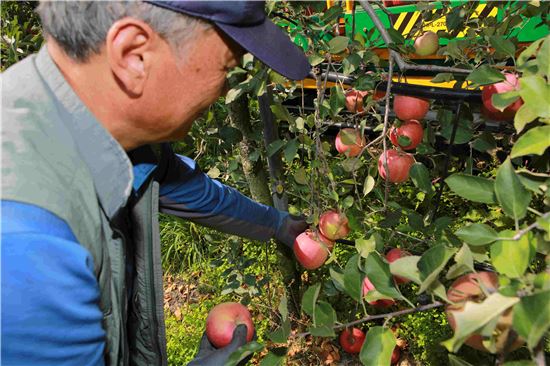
left=1, top=1, right=310, bottom=365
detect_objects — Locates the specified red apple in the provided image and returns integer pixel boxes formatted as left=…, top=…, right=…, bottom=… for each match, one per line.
left=383, top=0, right=394, bottom=6
left=481, top=104, right=515, bottom=122
left=335, top=128, right=366, bottom=157
left=362, top=276, right=395, bottom=308
left=378, top=149, right=414, bottom=183
left=481, top=73, right=523, bottom=119
left=385, top=248, right=412, bottom=284
left=319, top=210, right=350, bottom=241
left=393, top=95, right=430, bottom=121
left=389, top=119, right=424, bottom=150
left=206, top=302, right=254, bottom=348
left=339, top=327, right=366, bottom=354
left=293, top=230, right=332, bottom=270
left=414, top=31, right=439, bottom=56
left=391, top=346, right=401, bottom=364
left=345, top=89, right=369, bottom=113
left=446, top=272, right=524, bottom=353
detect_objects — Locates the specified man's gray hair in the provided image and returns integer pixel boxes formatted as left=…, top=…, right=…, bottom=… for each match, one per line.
left=37, top=1, right=212, bottom=62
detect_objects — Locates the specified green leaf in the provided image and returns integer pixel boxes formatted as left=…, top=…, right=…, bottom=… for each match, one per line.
left=278, top=293, right=288, bottom=321
left=538, top=36, right=550, bottom=78
left=270, top=103, right=295, bottom=124
left=448, top=354, right=474, bottom=366
left=472, top=132, right=497, bottom=153
left=322, top=5, right=343, bottom=23
left=356, top=236, right=376, bottom=258
left=268, top=318, right=290, bottom=343
left=491, top=90, right=520, bottom=112
left=431, top=73, right=454, bottom=83
left=417, top=245, right=457, bottom=293
left=294, top=168, right=308, bottom=185
left=354, top=75, right=376, bottom=91
left=455, top=223, right=498, bottom=246
left=446, top=244, right=475, bottom=279
left=343, top=254, right=363, bottom=301
left=466, top=65, right=505, bottom=86
left=363, top=175, right=375, bottom=196
left=503, top=361, right=536, bottom=366
left=329, top=86, right=346, bottom=116
left=310, top=301, right=337, bottom=337
left=330, top=267, right=346, bottom=292
left=364, top=252, right=404, bottom=301
left=308, top=53, right=324, bottom=66
left=328, top=36, right=349, bottom=54
left=510, top=126, right=550, bottom=158
left=514, top=103, right=539, bottom=133
left=489, top=35, right=516, bottom=57
left=359, top=326, right=396, bottom=366
left=283, top=138, right=299, bottom=163
left=512, top=290, right=550, bottom=350
left=342, top=53, right=361, bottom=75
left=301, top=283, right=321, bottom=317
left=225, top=341, right=264, bottom=366
left=410, top=163, right=433, bottom=194
left=518, top=38, right=544, bottom=67
left=490, top=230, right=535, bottom=278
left=445, top=174, right=496, bottom=204
left=389, top=255, right=421, bottom=284
left=259, top=348, right=286, bottom=366
left=442, top=293, right=519, bottom=353
left=519, top=75, right=550, bottom=118
left=266, top=139, right=285, bottom=157
left=495, top=159, right=531, bottom=221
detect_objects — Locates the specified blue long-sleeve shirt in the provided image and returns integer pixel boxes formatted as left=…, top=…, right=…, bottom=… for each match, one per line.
left=2, top=150, right=285, bottom=366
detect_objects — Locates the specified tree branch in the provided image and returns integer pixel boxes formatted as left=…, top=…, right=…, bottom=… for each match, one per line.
left=292, top=301, right=443, bottom=339
left=357, top=0, right=472, bottom=75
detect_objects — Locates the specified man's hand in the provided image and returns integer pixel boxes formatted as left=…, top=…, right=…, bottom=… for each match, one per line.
left=274, top=213, right=308, bottom=248
left=188, top=324, right=253, bottom=366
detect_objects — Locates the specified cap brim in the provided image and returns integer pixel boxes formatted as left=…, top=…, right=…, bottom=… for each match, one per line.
left=217, top=19, right=311, bottom=81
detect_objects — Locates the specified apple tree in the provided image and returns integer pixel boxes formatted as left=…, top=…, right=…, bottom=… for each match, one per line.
left=225, top=1, right=550, bottom=365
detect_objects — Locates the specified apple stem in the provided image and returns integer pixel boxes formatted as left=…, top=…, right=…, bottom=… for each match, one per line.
left=292, top=301, right=443, bottom=339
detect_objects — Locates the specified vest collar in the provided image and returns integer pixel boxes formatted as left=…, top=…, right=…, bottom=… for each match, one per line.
left=35, top=46, right=134, bottom=218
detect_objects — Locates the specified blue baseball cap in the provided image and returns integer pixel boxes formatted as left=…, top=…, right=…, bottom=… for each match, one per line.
left=146, top=1, right=311, bottom=80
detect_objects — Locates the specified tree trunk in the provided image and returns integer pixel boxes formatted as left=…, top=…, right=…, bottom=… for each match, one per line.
left=227, top=86, right=301, bottom=316
left=227, top=92, right=272, bottom=205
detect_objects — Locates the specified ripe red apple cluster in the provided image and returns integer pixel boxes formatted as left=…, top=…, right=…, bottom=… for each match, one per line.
left=293, top=210, right=350, bottom=270
left=205, top=302, right=255, bottom=348
left=339, top=327, right=401, bottom=364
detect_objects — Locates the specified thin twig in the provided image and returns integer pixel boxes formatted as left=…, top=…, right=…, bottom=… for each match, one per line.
left=292, top=301, right=443, bottom=338
left=382, top=56, right=394, bottom=210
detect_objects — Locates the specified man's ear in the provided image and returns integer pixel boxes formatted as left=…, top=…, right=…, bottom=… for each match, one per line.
left=106, top=18, right=155, bottom=97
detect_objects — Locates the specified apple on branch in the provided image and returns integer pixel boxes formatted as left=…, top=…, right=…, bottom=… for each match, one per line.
left=393, top=94, right=430, bottom=121
left=414, top=31, right=439, bottom=56
left=335, top=128, right=366, bottom=157
left=293, top=230, right=334, bottom=270
left=389, top=119, right=424, bottom=150
left=378, top=149, right=415, bottom=183
left=339, top=327, right=366, bottom=354
left=319, top=210, right=350, bottom=241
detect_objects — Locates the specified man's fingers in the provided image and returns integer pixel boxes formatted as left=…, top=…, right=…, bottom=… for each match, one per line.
left=197, top=332, right=215, bottom=353
left=228, top=324, right=249, bottom=349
